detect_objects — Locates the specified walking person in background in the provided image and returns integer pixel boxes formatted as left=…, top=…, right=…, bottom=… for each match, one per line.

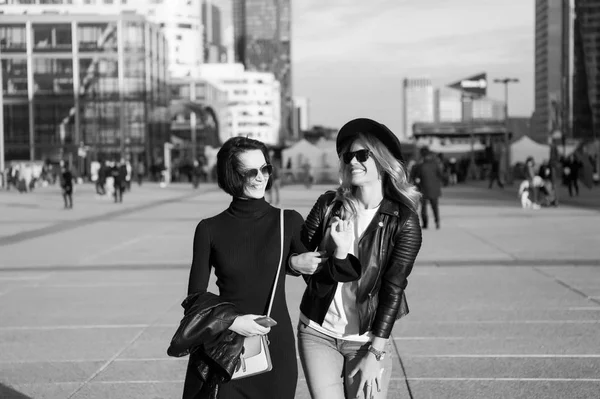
left=60, top=162, right=74, bottom=209
left=412, top=146, right=444, bottom=229
left=96, top=161, right=107, bottom=196
left=303, top=160, right=314, bottom=189
left=291, top=118, right=422, bottom=399
left=488, top=158, right=504, bottom=189
left=563, top=154, right=581, bottom=197
left=136, top=161, right=145, bottom=186
left=524, top=156, right=541, bottom=209
left=192, top=160, right=203, bottom=189
left=448, top=157, right=458, bottom=185
left=111, top=161, right=124, bottom=203
left=125, top=159, right=132, bottom=191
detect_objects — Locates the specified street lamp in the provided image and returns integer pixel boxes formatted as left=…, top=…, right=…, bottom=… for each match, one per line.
left=493, top=77, right=519, bottom=184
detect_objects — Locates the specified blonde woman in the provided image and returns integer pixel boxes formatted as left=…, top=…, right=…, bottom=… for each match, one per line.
left=290, top=118, right=423, bottom=399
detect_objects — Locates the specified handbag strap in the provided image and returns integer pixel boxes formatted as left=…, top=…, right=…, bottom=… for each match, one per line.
left=265, top=208, right=285, bottom=318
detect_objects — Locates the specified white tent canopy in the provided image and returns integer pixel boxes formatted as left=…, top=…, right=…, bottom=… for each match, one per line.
left=510, top=136, right=549, bottom=165
left=510, top=136, right=578, bottom=165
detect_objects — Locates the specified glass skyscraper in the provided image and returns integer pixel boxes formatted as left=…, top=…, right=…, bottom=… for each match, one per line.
left=0, top=12, right=169, bottom=166
left=534, top=0, right=599, bottom=143
left=572, top=0, right=599, bottom=142
left=233, top=0, right=292, bottom=142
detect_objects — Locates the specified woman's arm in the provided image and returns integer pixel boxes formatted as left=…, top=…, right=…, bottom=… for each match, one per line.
left=187, top=220, right=212, bottom=295
left=292, top=194, right=361, bottom=281
left=371, top=211, right=422, bottom=339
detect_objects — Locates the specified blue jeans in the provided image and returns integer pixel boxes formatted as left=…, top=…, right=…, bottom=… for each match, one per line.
left=297, top=322, right=393, bottom=399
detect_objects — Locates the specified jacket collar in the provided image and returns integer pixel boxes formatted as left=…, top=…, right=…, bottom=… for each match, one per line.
left=379, top=197, right=402, bottom=217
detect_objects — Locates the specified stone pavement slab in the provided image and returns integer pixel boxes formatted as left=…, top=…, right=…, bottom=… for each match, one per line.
left=0, top=184, right=599, bottom=398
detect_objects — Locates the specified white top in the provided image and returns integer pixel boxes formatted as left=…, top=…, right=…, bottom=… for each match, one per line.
left=300, top=205, right=380, bottom=342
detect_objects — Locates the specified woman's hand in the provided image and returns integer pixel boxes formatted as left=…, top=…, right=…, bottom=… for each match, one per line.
left=228, top=314, right=271, bottom=337
left=348, top=352, right=385, bottom=399
left=290, top=252, right=326, bottom=275
left=329, top=217, right=354, bottom=258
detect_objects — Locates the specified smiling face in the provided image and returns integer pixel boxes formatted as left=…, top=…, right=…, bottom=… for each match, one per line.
left=344, top=141, right=380, bottom=187
left=238, top=149, right=270, bottom=199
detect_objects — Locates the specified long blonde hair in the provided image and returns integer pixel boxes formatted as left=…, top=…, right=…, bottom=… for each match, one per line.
left=335, top=133, right=421, bottom=219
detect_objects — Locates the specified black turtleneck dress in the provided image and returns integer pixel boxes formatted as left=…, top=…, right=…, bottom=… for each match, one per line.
left=185, top=197, right=306, bottom=399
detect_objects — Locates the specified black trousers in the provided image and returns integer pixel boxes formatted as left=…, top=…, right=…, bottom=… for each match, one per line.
left=421, top=197, right=440, bottom=228
left=62, top=188, right=73, bottom=208
left=114, top=184, right=123, bottom=202
left=567, top=178, right=579, bottom=197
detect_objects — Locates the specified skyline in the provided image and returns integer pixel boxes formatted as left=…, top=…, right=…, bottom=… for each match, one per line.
left=292, top=0, right=535, bottom=134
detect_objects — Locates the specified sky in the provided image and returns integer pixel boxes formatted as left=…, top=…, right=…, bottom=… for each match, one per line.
left=292, top=0, right=535, bottom=134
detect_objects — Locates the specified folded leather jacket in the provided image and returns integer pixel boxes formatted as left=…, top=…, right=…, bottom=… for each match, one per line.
left=168, top=291, right=244, bottom=399
left=300, top=191, right=422, bottom=339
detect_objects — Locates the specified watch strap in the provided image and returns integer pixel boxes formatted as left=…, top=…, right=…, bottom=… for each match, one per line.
left=367, top=345, right=385, bottom=361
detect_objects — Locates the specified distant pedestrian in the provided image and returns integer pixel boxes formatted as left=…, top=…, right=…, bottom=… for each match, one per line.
left=96, top=161, right=107, bottom=195
left=412, top=146, right=444, bottom=229
left=125, top=160, right=132, bottom=191
left=111, top=161, right=125, bottom=203
left=60, top=163, right=74, bottom=209
left=192, top=160, right=203, bottom=189
left=136, top=162, right=145, bottom=186
left=563, top=154, right=581, bottom=197
left=303, top=161, right=314, bottom=188
left=488, top=159, right=504, bottom=189
left=448, top=157, right=458, bottom=185
left=524, top=157, right=540, bottom=209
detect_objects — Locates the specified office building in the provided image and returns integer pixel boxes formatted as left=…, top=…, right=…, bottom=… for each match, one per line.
left=534, top=0, right=599, bottom=144
left=434, top=87, right=462, bottom=123
left=533, top=0, right=567, bottom=142
left=465, top=97, right=506, bottom=121
left=572, top=0, right=599, bottom=141
left=0, top=0, right=203, bottom=78
left=202, top=0, right=227, bottom=63
left=403, top=78, right=434, bottom=139
left=191, top=63, right=281, bottom=146
left=0, top=12, right=169, bottom=164
left=232, top=0, right=292, bottom=142
left=293, top=96, right=309, bottom=134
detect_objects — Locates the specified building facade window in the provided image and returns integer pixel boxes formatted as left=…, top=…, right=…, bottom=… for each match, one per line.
left=33, top=23, right=72, bottom=51
left=77, top=23, right=118, bottom=52
left=0, top=24, right=27, bottom=52
left=3, top=104, right=30, bottom=144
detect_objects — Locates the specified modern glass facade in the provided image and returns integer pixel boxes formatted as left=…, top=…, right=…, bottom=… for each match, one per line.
left=233, top=0, right=292, bottom=142
left=573, top=0, right=599, bottom=141
left=0, top=13, right=169, bottom=167
left=534, top=0, right=599, bottom=143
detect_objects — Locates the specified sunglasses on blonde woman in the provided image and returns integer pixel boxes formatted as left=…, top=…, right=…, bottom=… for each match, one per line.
left=342, top=149, right=371, bottom=164
left=241, top=164, right=273, bottom=180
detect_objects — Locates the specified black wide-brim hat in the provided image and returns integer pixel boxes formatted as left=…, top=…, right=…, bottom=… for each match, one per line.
left=336, top=118, right=404, bottom=163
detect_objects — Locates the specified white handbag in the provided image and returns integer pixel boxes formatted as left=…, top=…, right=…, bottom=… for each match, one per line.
left=231, top=208, right=284, bottom=380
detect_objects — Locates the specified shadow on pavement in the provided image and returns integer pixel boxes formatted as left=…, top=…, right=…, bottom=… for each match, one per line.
left=0, top=384, right=32, bottom=399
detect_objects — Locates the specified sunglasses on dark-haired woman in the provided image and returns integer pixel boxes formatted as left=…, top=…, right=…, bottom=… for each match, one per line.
left=342, top=149, right=371, bottom=164
left=240, top=164, right=273, bottom=181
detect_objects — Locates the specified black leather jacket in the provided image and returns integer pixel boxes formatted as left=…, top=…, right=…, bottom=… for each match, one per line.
left=300, top=191, right=422, bottom=339
left=168, top=292, right=244, bottom=399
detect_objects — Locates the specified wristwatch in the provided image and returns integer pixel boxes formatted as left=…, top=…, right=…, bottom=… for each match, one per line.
left=367, top=345, right=386, bottom=361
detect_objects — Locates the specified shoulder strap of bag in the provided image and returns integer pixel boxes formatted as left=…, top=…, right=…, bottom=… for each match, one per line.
left=266, top=208, right=285, bottom=318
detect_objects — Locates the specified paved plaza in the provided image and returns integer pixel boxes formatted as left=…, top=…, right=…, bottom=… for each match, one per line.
left=0, top=182, right=599, bottom=399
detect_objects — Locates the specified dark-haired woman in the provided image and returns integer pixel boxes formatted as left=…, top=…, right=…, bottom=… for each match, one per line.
left=291, top=118, right=423, bottom=399
left=183, top=136, right=359, bottom=399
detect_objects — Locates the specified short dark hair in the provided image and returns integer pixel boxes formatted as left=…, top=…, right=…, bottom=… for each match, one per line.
left=216, top=136, right=273, bottom=197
